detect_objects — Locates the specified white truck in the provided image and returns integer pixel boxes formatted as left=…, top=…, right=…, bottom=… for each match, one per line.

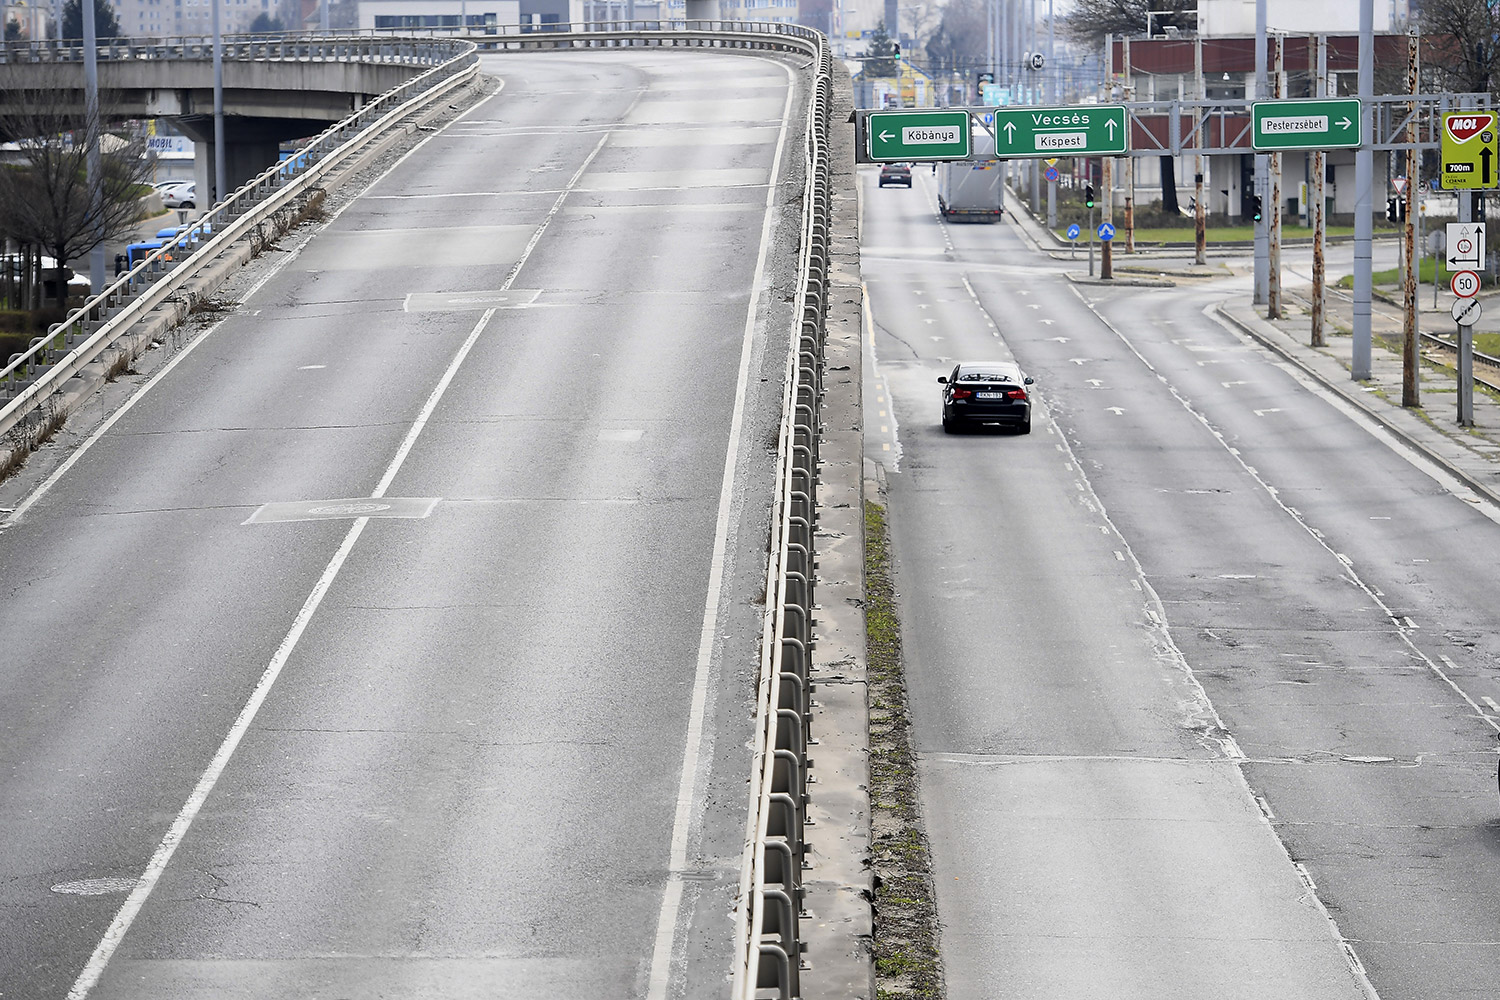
left=937, top=160, right=1004, bottom=222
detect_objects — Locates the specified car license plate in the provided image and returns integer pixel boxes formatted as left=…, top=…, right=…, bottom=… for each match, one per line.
left=975, top=391, right=1004, bottom=399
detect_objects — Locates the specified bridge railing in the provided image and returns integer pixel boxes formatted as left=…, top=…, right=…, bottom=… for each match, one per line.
left=0, top=32, right=472, bottom=64
left=731, top=28, right=832, bottom=1000
left=0, top=35, right=479, bottom=442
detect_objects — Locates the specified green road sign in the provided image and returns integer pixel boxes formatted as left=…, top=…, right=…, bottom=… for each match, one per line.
left=1251, top=99, right=1362, bottom=150
left=1441, top=111, right=1500, bottom=190
left=867, top=110, right=970, bottom=162
left=988, top=105, right=1128, bottom=158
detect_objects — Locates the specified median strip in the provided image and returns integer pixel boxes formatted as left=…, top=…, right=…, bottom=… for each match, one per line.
left=865, top=499, right=945, bottom=1000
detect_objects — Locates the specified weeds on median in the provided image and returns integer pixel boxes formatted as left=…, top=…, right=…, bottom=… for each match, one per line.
left=866, top=499, right=944, bottom=1000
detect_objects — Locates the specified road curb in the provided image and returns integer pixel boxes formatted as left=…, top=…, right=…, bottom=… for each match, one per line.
left=797, top=59, right=875, bottom=1000
left=1214, top=303, right=1500, bottom=509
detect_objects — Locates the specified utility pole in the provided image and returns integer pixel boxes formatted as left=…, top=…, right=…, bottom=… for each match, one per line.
left=1102, top=37, right=1113, bottom=280
left=1123, top=34, right=1134, bottom=253
left=1353, top=0, right=1374, bottom=381
left=1312, top=34, right=1327, bottom=347
left=1269, top=32, right=1283, bottom=319
left=83, top=0, right=103, bottom=294
left=1195, top=33, right=1206, bottom=266
left=1253, top=0, right=1268, bottom=304
left=213, top=0, right=225, bottom=203
left=1402, top=27, right=1420, bottom=407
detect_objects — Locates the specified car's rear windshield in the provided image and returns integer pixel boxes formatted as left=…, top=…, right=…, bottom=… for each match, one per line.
left=957, top=369, right=1018, bottom=382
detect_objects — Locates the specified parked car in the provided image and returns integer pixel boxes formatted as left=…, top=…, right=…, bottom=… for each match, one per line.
left=162, top=183, right=196, bottom=209
left=879, top=162, right=912, bottom=187
left=939, top=361, right=1034, bottom=434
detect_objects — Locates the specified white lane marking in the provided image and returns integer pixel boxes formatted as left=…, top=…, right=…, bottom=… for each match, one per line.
left=1206, top=304, right=1500, bottom=527
left=1483, top=696, right=1500, bottom=715
left=862, top=283, right=901, bottom=472
left=64, top=307, right=498, bottom=1000
left=598, top=428, right=644, bottom=442
left=645, top=68, right=795, bottom=1000
left=71, top=76, right=618, bottom=999
left=1084, top=290, right=1500, bottom=737
left=3, top=75, right=516, bottom=530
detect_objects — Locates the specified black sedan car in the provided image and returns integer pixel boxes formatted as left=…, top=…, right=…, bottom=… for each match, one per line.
left=879, top=162, right=912, bottom=187
left=939, top=362, right=1034, bottom=434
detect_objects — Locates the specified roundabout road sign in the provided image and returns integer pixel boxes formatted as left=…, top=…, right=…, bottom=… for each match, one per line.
left=1452, top=270, right=1481, bottom=298
left=1452, top=297, right=1484, bottom=325
left=1066, top=223, right=1080, bottom=240
left=1098, top=222, right=1116, bottom=241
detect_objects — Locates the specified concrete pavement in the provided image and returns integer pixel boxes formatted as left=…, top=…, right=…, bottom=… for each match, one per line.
left=1001, top=182, right=1500, bottom=510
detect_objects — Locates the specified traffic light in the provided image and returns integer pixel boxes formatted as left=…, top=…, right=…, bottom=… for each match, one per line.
left=1386, top=197, right=1406, bottom=222
left=1085, top=184, right=1095, bottom=209
left=978, top=71, right=995, bottom=86
left=1251, top=195, right=1263, bottom=222
left=893, top=42, right=902, bottom=62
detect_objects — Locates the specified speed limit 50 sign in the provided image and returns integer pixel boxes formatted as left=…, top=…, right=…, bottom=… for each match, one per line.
left=1452, top=269, right=1482, bottom=298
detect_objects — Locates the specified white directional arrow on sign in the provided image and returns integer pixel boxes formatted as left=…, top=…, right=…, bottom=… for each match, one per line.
left=1106, top=120, right=1118, bottom=138
left=1004, top=122, right=1017, bottom=142
left=1336, top=115, right=1352, bottom=129
left=879, top=130, right=895, bottom=142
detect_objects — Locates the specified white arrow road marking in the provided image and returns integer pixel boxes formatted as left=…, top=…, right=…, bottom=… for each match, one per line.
left=1086, top=379, right=1105, bottom=387
left=1039, top=319, right=1055, bottom=325
left=1048, top=336, right=1069, bottom=342
left=930, top=336, right=944, bottom=341
left=925, top=319, right=936, bottom=324
left=918, top=304, right=930, bottom=309
left=1027, top=303, right=1041, bottom=309
left=1196, top=359, right=1228, bottom=366
left=1017, top=290, right=1031, bottom=296
left=1222, top=380, right=1249, bottom=387
left=1069, top=357, right=1090, bottom=364
left=1106, top=406, right=1126, bottom=414
left=1253, top=408, right=1284, bottom=416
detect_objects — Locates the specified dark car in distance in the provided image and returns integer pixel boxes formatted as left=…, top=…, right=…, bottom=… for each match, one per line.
left=879, top=162, right=912, bottom=187
left=939, top=362, right=1034, bottom=434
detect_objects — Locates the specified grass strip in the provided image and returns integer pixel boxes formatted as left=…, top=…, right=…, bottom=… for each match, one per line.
left=865, top=499, right=944, bottom=1000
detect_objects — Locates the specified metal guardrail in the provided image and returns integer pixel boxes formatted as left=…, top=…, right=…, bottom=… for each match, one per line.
left=0, top=32, right=470, bottom=63
left=0, top=35, right=480, bottom=443
left=732, top=30, right=832, bottom=1000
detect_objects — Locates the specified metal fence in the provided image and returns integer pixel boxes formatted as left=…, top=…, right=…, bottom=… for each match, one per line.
left=732, top=28, right=831, bottom=1000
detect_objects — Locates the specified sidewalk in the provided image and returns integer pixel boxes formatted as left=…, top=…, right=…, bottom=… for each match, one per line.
left=1000, top=184, right=1500, bottom=508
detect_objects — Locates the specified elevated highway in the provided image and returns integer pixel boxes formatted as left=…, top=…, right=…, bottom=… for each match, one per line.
left=0, top=30, right=851, bottom=1000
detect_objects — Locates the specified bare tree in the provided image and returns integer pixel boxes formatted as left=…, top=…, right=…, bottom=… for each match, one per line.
left=0, top=67, right=153, bottom=307
left=925, top=0, right=988, bottom=74
left=1419, top=0, right=1500, bottom=98
left=1061, top=0, right=1195, bottom=45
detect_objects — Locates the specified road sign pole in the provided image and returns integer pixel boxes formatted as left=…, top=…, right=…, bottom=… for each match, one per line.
left=1402, top=28, right=1420, bottom=409
left=1252, top=0, right=1267, bottom=306
left=1311, top=34, right=1327, bottom=347
left=1458, top=188, right=1475, bottom=427
left=1088, top=201, right=1095, bottom=276
left=1102, top=156, right=1114, bottom=280
left=1351, top=0, right=1374, bottom=381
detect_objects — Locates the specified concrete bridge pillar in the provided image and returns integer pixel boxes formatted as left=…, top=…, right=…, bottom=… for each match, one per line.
left=172, top=116, right=322, bottom=205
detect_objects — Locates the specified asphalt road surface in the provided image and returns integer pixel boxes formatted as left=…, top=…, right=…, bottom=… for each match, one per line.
left=0, top=50, right=805, bottom=999
left=865, top=167, right=1500, bottom=999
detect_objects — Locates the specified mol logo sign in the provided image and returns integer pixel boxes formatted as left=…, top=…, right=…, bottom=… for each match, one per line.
left=1441, top=112, right=1499, bottom=189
